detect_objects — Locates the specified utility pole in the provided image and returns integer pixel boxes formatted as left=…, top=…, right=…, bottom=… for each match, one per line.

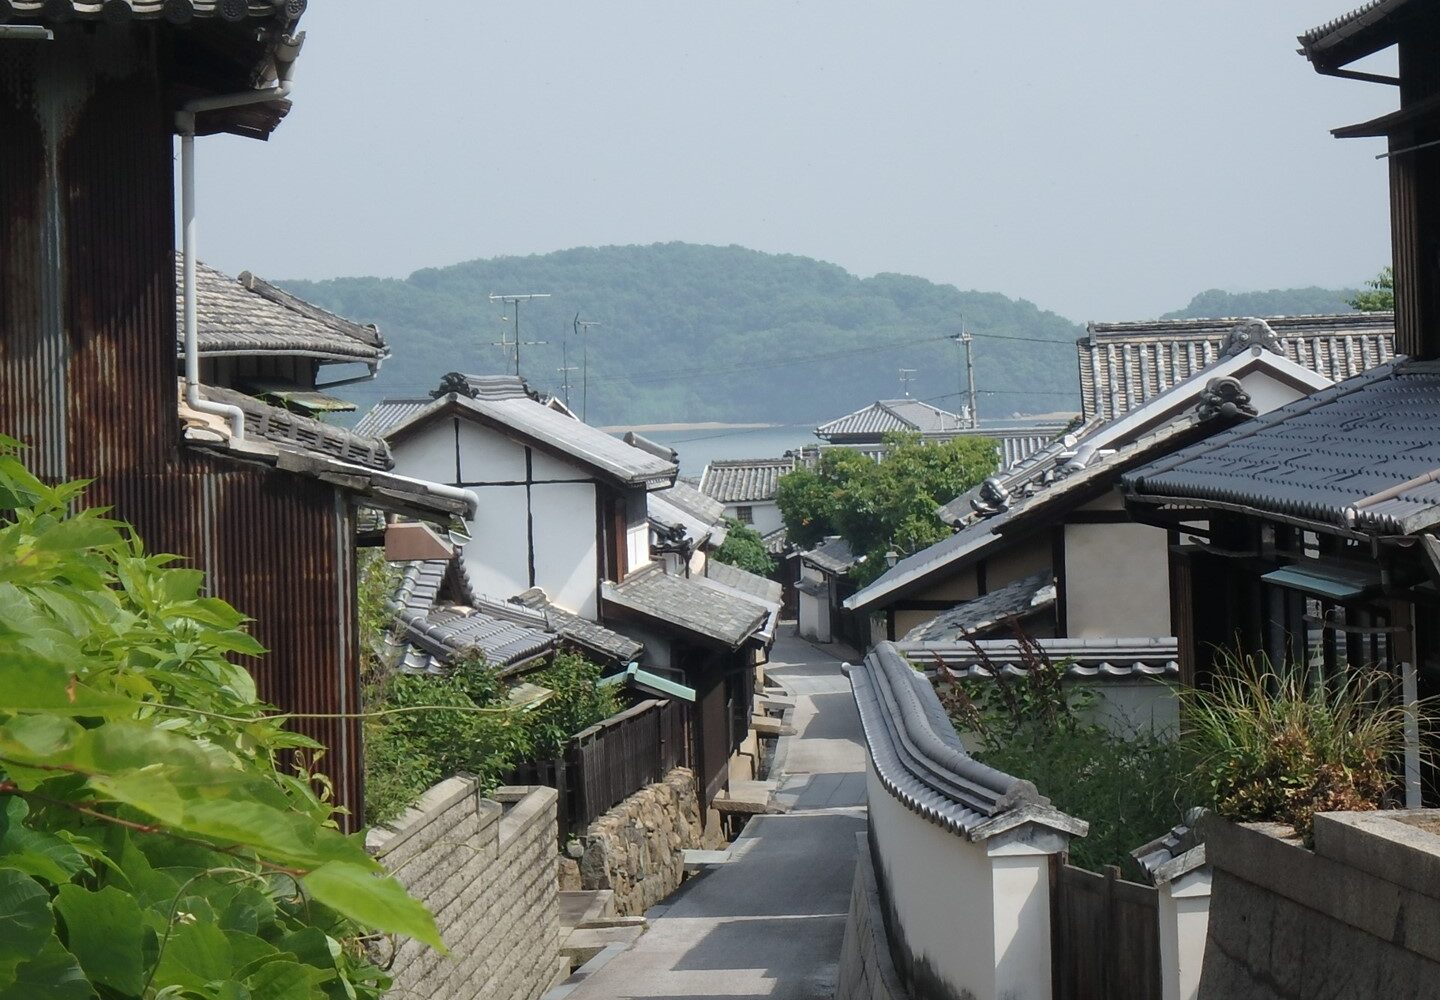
left=898, top=368, right=917, bottom=397
left=574, top=314, right=602, bottom=421
left=951, top=324, right=978, bottom=429
left=488, top=293, right=550, bottom=377
left=557, top=333, right=579, bottom=408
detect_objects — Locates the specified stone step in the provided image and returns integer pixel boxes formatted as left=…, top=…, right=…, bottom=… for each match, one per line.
left=559, top=889, right=616, bottom=929
left=560, top=924, right=646, bottom=967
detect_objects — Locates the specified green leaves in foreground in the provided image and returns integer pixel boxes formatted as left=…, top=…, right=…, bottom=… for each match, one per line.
left=0, top=439, right=443, bottom=998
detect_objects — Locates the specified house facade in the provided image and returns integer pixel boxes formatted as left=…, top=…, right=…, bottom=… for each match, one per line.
left=698, top=456, right=796, bottom=535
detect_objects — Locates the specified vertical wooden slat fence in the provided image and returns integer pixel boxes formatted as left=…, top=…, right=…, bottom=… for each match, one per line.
left=1051, top=861, right=1162, bottom=1000
left=512, top=698, right=691, bottom=843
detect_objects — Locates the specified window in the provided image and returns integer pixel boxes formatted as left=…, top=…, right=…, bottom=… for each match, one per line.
left=735, top=506, right=753, bottom=525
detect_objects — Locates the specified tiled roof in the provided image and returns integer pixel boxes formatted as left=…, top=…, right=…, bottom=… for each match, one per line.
left=699, top=457, right=797, bottom=504
left=761, top=525, right=790, bottom=556
left=899, top=572, right=1056, bottom=644
left=657, top=479, right=726, bottom=526
left=6, top=1, right=304, bottom=22
left=1132, top=812, right=1208, bottom=887
left=846, top=420, right=1206, bottom=614
left=387, top=558, right=555, bottom=673
left=182, top=258, right=385, bottom=366
left=1299, top=0, right=1412, bottom=63
left=1077, top=314, right=1394, bottom=421
left=848, top=642, right=1086, bottom=840
left=1124, top=360, right=1440, bottom=536
left=602, top=565, right=767, bottom=649
left=704, top=560, right=783, bottom=607
left=898, top=636, right=1180, bottom=682
left=197, top=384, right=392, bottom=470
left=379, top=376, right=677, bottom=488
left=650, top=482, right=728, bottom=549
left=802, top=536, right=856, bottom=576
left=511, top=588, right=644, bottom=664
left=816, top=399, right=968, bottom=440
left=353, top=400, right=431, bottom=439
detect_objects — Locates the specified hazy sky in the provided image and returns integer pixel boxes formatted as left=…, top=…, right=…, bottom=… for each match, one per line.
left=193, top=1, right=1400, bottom=323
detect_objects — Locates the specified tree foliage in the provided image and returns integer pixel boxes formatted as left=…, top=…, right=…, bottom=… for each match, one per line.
left=776, top=433, right=996, bottom=583
left=1347, top=266, right=1394, bottom=312
left=280, top=243, right=1083, bottom=426
left=709, top=520, right=777, bottom=576
left=0, top=437, right=441, bottom=1000
left=1162, top=285, right=1360, bottom=320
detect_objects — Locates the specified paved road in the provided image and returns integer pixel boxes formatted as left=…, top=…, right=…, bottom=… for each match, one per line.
left=566, top=631, right=867, bottom=999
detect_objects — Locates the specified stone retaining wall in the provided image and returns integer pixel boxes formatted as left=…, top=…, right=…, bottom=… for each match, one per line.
left=578, top=767, right=720, bottom=915
left=368, top=780, right=561, bottom=1000
left=1197, top=810, right=1440, bottom=999
left=838, top=832, right=912, bottom=1000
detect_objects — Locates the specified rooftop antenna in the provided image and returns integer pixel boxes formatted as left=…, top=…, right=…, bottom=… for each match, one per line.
left=950, top=321, right=978, bottom=429
left=898, top=369, right=918, bottom=397
left=575, top=314, right=603, bottom=421
left=488, top=293, right=550, bottom=377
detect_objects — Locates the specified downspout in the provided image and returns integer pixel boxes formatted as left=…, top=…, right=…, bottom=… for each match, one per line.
left=176, top=35, right=304, bottom=442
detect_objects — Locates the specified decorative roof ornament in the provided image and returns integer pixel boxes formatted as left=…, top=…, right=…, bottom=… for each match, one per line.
left=970, top=476, right=1012, bottom=517
left=1196, top=375, right=1257, bottom=422
left=1222, top=317, right=1284, bottom=357
left=433, top=372, right=479, bottom=399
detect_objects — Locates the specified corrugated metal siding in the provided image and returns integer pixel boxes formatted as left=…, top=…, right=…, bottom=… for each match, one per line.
left=1, top=37, right=365, bottom=827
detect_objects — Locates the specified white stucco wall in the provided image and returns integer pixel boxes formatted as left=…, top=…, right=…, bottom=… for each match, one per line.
left=1158, top=868, right=1211, bottom=1000
left=798, top=566, right=831, bottom=642
left=1081, top=679, right=1180, bottom=738
left=1064, top=520, right=1171, bottom=638
left=865, top=765, right=1060, bottom=1000
left=723, top=500, right=783, bottom=536
left=625, top=487, right=651, bottom=575
left=1237, top=369, right=1307, bottom=415
left=389, top=416, right=604, bottom=616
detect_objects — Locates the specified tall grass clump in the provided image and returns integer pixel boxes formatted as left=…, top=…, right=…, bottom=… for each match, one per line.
left=1182, top=652, right=1421, bottom=843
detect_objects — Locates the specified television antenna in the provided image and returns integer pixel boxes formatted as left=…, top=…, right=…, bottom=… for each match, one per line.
left=488, top=293, right=550, bottom=377
left=898, top=369, right=918, bottom=397
left=575, top=315, right=603, bottom=420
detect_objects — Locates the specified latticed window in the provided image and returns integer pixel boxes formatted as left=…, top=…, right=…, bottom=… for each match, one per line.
left=735, top=506, right=753, bottom=525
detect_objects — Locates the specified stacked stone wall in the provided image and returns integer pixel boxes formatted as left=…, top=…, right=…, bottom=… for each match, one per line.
left=368, top=781, right=560, bottom=1000
left=578, top=767, right=720, bottom=915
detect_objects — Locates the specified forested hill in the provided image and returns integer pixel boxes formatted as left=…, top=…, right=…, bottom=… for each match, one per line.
left=1161, top=285, right=1358, bottom=320
left=280, top=244, right=1084, bottom=427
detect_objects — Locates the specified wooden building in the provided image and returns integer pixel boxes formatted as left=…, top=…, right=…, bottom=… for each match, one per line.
left=1123, top=0, right=1440, bottom=807
left=0, top=6, right=461, bottom=823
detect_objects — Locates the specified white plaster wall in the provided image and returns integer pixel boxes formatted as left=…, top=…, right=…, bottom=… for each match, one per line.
left=799, top=590, right=830, bottom=643
left=391, top=420, right=460, bottom=485
left=458, top=485, right=533, bottom=602
left=989, top=851, right=1054, bottom=1000
left=985, top=535, right=1054, bottom=589
left=1064, top=521, right=1170, bottom=638
left=1238, top=370, right=1307, bottom=415
left=1081, top=679, right=1180, bottom=738
left=1159, top=869, right=1212, bottom=1000
left=721, top=501, right=783, bottom=535
left=866, top=766, right=998, bottom=1000
left=532, top=481, right=599, bottom=619
left=456, top=422, right=528, bottom=483
left=529, top=446, right=590, bottom=483
left=625, top=487, right=651, bottom=574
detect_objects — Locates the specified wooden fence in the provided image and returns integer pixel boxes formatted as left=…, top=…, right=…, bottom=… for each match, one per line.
left=1051, top=861, right=1162, bottom=1000
left=511, top=697, right=690, bottom=842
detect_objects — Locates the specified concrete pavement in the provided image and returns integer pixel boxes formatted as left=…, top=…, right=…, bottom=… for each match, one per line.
left=563, top=631, right=867, bottom=999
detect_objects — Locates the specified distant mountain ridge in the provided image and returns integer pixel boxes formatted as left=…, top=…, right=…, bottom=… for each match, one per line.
left=276, top=243, right=1362, bottom=428
left=1161, top=286, right=1358, bottom=320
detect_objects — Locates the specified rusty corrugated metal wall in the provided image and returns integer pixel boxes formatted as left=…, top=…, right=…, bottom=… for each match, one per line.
left=1, top=28, right=365, bottom=825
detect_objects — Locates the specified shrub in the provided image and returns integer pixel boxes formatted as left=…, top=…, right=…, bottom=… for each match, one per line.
left=0, top=438, right=440, bottom=999
left=934, top=635, right=1187, bottom=873
left=711, top=520, right=777, bottom=576
left=1181, top=652, right=1419, bottom=842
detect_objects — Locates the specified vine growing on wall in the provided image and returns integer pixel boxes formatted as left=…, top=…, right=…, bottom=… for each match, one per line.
left=0, top=437, right=442, bottom=999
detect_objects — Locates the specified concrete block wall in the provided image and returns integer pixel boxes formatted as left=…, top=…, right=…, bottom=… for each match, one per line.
left=837, top=833, right=912, bottom=1000
left=368, top=780, right=561, bottom=1000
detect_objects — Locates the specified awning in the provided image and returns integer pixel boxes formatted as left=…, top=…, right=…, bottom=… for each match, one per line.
left=600, top=662, right=697, bottom=702
left=249, top=386, right=357, bottom=414
left=1261, top=563, right=1381, bottom=601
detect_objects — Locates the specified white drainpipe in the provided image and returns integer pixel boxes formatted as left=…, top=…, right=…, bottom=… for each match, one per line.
left=176, top=37, right=303, bottom=442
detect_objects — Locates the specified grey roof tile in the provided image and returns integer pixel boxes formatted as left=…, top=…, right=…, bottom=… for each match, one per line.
left=511, top=588, right=644, bottom=664
left=602, top=565, right=767, bottom=648
left=197, top=384, right=392, bottom=470
left=9, top=1, right=302, bottom=21
left=698, top=457, right=797, bottom=503
left=704, top=560, right=783, bottom=606
left=353, top=399, right=431, bottom=439
left=897, top=636, right=1179, bottom=682
left=1077, top=313, right=1394, bottom=421
left=816, top=399, right=969, bottom=438
left=379, top=376, right=677, bottom=488
left=1299, top=0, right=1411, bottom=58
left=1124, top=360, right=1440, bottom=535
left=1131, top=812, right=1208, bottom=886
left=387, top=557, right=554, bottom=672
left=802, top=536, right=856, bottom=575
left=848, top=642, right=1086, bottom=840
left=181, top=258, right=384, bottom=366
left=899, top=572, right=1056, bottom=643
left=761, top=525, right=790, bottom=555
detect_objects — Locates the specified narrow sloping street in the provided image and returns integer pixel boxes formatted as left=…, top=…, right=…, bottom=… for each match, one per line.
left=566, top=631, right=866, bottom=999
